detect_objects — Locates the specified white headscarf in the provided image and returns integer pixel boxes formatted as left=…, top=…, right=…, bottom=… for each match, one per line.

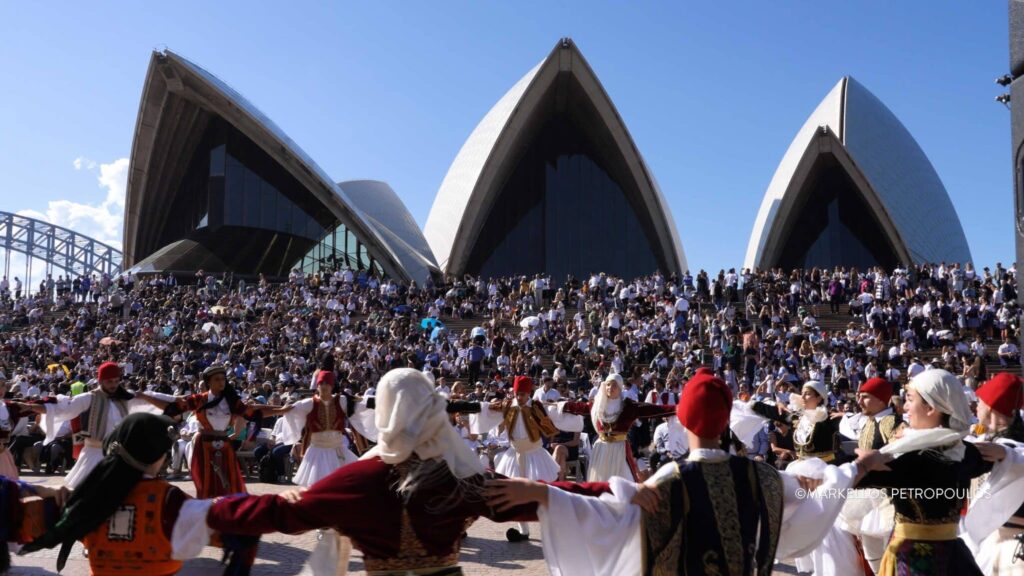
left=908, top=369, right=973, bottom=433
left=361, top=368, right=484, bottom=479
left=591, top=374, right=625, bottom=426
left=881, top=369, right=971, bottom=461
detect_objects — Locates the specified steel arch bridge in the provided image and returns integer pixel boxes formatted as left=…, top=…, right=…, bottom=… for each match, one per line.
left=0, top=211, right=122, bottom=281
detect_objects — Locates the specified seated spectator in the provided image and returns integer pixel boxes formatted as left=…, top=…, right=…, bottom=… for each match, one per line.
left=999, top=337, right=1021, bottom=366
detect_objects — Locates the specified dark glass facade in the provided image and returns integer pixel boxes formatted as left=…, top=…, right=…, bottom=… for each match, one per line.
left=774, top=155, right=901, bottom=271
left=465, top=114, right=660, bottom=281
left=146, top=118, right=384, bottom=278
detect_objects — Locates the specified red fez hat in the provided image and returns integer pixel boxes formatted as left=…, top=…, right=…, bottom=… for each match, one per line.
left=513, top=376, right=534, bottom=396
left=677, top=373, right=732, bottom=439
left=316, top=370, right=336, bottom=387
left=860, top=377, right=893, bottom=405
left=977, top=372, right=1024, bottom=418
left=695, top=367, right=714, bottom=376
left=97, top=361, right=121, bottom=381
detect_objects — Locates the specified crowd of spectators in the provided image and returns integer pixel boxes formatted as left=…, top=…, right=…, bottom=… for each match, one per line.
left=0, top=262, right=1019, bottom=479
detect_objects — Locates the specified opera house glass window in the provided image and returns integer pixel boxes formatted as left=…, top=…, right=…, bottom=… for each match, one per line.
left=775, top=156, right=901, bottom=271
left=466, top=115, right=658, bottom=281
left=154, top=118, right=386, bottom=277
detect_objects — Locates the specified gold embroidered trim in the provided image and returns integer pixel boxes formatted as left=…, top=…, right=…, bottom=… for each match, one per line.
left=702, top=462, right=744, bottom=576
left=642, top=463, right=682, bottom=576
left=859, top=418, right=879, bottom=452
left=753, top=461, right=784, bottom=576
left=879, top=415, right=898, bottom=445
left=362, top=508, right=458, bottom=572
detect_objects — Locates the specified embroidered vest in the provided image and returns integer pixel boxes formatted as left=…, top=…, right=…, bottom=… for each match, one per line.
left=72, top=393, right=128, bottom=458
left=301, top=396, right=348, bottom=455
left=82, top=479, right=181, bottom=576
left=501, top=403, right=557, bottom=443
left=859, top=413, right=899, bottom=452
left=643, top=459, right=783, bottom=576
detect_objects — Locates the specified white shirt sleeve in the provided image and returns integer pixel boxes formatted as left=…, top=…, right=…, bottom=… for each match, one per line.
left=965, top=439, right=1024, bottom=543
left=171, top=499, right=214, bottom=559
left=538, top=477, right=644, bottom=576
left=469, top=403, right=504, bottom=435
left=42, top=393, right=93, bottom=443
left=775, top=462, right=860, bottom=559
left=277, top=398, right=315, bottom=446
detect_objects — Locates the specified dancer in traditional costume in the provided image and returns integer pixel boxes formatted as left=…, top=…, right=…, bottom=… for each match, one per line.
left=558, top=373, right=675, bottom=481
left=854, top=369, right=1004, bottom=576
left=267, top=370, right=374, bottom=487
left=792, top=380, right=842, bottom=462
left=0, top=379, right=35, bottom=480
left=256, top=370, right=375, bottom=576
left=746, top=378, right=858, bottom=574
left=137, top=365, right=258, bottom=498
left=27, top=362, right=158, bottom=488
left=963, top=372, right=1024, bottom=575
left=19, top=413, right=256, bottom=576
left=484, top=371, right=864, bottom=575
left=470, top=375, right=583, bottom=541
left=837, top=377, right=901, bottom=574
left=205, top=368, right=606, bottom=576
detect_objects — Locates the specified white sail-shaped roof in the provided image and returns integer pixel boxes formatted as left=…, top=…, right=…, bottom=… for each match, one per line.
left=125, top=50, right=437, bottom=282
left=424, top=38, right=687, bottom=277
left=745, top=76, right=971, bottom=270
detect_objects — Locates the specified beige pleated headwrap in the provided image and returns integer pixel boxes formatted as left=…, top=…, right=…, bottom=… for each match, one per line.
left=361, top=368, right=484, bottom=479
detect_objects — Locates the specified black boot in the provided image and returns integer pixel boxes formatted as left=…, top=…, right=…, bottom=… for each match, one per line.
left=505, top=527, right=528, bottom=542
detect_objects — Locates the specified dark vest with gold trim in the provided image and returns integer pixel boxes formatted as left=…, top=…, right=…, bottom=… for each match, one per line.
left=642, top=457, right=784, bottom=576
left=858, top=412, right=900, bottom=452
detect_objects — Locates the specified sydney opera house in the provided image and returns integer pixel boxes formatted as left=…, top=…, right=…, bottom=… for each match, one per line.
left=745, top=77, right=971, bottom=271
left=121, top=40, right=971, bottom=283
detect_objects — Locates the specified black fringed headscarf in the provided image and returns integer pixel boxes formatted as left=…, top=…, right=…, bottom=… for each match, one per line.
left=20, top=413, right=177, bottom=571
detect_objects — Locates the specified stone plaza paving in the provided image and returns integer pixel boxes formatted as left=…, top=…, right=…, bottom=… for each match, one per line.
left=10, top=473, right=798, bottom=575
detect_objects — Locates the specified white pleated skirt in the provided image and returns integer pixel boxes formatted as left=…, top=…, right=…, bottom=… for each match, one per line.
left=64, top=445, right=104, bottom=488
left=586, top=439, right=633, bottom=482
left=494, top=439, right=560, bottom=482
left=293, top=432, right=358, bottom=488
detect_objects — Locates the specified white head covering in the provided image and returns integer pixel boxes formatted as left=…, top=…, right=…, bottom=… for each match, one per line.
left=908, top=369, right=972, bottom=433
left=604, top=373, right=624, bottom=388
left=361, top=368, right=484, bottom=479
left=591, top=374, right=625, bottom=425
left=881, top=369, right=971, bottom=461
left=801, top=380, right=827, bottom=404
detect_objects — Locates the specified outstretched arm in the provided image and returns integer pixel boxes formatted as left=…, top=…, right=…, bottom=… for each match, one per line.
left=206, top=464, right=374, bottom=537
left=134, top=391, right=173, bottom=411
left=255, top=404, right=293, bottom=417
left=559, top=400, right=592, bottom=416
left=633, top=402, right=676, bottom=419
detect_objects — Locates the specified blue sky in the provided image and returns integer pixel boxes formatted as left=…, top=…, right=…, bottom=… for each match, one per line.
left=0, top=2, right=1013, bottom=277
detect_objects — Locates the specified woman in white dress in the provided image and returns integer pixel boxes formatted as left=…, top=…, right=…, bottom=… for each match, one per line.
left=559, top=374, right=675, bottom=481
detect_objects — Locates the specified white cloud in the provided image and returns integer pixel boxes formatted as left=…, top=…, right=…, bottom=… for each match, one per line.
left=73, top=156, right=97, bottom=171
left=18, top=157, right=128, bottom=248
